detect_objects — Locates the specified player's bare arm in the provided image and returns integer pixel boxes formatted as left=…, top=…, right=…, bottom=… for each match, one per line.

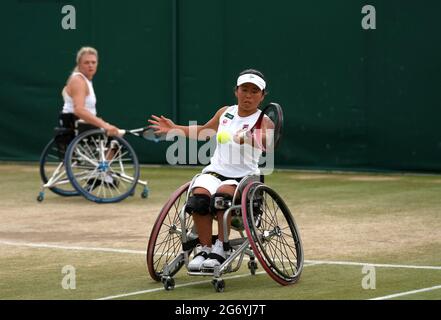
left=148, top=106, right=228, bottom=140
left=69, top=76, right=119, bottom=136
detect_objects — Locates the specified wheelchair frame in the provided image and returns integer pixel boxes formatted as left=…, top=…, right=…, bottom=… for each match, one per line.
left=147, top=173, right=304, bottom=292
left=38, top=128, right=149, bottom=203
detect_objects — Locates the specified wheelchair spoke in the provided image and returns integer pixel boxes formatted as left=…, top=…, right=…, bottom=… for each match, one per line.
left=73, top=148, right=99, bottom=167
left=78, top=139, right=100, bottom=163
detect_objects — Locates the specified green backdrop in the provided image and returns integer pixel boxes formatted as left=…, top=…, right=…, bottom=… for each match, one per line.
left=1, top=0, right=440, bottom=172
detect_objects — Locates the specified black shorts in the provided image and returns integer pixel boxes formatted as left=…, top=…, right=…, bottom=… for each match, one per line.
left=54, top=113, right=98, bottom=159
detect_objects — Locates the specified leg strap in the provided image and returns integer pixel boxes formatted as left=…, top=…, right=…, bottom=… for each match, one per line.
left=193, top=251, right=209, bottom=259
left=207, top=252, right=226, bottom=264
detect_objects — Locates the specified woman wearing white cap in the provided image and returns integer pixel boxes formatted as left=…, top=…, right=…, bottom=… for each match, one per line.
left=148, top=68, right=268, bottom=271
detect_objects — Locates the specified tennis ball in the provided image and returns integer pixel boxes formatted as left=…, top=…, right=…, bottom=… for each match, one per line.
left=217, top=130, right=231, bottom=144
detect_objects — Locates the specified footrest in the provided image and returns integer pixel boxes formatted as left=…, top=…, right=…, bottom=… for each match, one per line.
left=187, top=271, right=215, bottom=276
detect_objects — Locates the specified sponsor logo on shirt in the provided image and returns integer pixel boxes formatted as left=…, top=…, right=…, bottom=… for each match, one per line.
left=225, top=113, right=234, bottom=120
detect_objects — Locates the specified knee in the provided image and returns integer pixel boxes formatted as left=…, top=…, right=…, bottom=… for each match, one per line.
left=185, top=194, right=211, bottom=216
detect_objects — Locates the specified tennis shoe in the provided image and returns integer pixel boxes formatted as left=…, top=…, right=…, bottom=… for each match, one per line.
left=188, top=246, right=211, bottom=271
left=201, top=240, right=226, bottom=269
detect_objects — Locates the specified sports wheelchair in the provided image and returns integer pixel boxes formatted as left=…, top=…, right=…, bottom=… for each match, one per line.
left=37, top=115, right=149, bottom=203
left=147, top=173, right=304, bottom=292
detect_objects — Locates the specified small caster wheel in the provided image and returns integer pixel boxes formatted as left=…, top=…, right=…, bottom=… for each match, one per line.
left=163, top=277, right=175, bottom=291
left=248, top=260, right=258, bottom=275
left=141, top=187, right=149, bottom=199
left=37, top=192, right=44, bottom=202
left=212, top=279, right=225, bottom=293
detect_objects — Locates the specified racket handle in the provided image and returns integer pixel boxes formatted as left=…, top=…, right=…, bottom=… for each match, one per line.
left=118, top=129, right=126, bottom=136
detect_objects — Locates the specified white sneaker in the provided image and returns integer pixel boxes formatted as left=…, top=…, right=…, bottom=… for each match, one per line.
left=188, top=246, right=211, bottom=271
left=202, top=240, right=226, bottom=269
left=104, top=173, right=114, bottom=184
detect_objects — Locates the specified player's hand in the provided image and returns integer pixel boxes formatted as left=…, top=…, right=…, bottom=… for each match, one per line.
left=104, top=124, right=121, bottom=137
left=147, top=115, right=175, bottom=134
left=233, top=128, right=251, bottom=145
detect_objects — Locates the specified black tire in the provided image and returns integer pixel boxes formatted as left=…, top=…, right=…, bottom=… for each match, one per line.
left=242, top=182, right=304, bottom=285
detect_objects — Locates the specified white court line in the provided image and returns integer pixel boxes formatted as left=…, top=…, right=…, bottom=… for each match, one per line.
left=98, top=263, right=325, bottom=300
left=2, top=239, right=441, bottom=270
left=303, top=259, right=441, bottom=271
left=0, top=240, right=145, bottom=254
left=96, top=271, right=268, bottom=300
left=2, top=239, right=441, bottom=300
left=369, top=285, right=441, bottom=300
left=97, top=262, right=322, bottom=300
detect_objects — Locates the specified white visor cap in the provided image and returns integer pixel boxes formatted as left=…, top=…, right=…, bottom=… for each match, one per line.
left=237, top=73, right=266, bottom=91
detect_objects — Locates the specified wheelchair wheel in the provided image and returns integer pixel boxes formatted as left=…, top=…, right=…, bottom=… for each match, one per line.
left=242, top=181, right=304, bottom=285
left=147, top=182, right=193, bottom=282
left=39, top=138, right=78, bottom=197
left=64, top=129, right=140, bottom=203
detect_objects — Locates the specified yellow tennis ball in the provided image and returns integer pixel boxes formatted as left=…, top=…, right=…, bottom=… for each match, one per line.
left=217, top=130, right=231, bottom=144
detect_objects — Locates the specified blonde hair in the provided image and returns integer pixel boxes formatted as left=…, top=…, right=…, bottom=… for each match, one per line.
left=73, top=46, right=98, bottom=72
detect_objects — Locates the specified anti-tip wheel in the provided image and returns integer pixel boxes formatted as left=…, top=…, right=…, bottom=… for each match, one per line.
left=37, top=192, right=45, bottom=202
left=212, top=279, right=225, bottom=293
left=141, top=187, right=149, bottom=199
left=248, top=260, right=258, bottom=275
left=162, top=277, right=175, bottom=291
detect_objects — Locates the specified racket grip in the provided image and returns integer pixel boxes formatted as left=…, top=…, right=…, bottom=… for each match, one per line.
left=118, top=129, right=126, bottom=136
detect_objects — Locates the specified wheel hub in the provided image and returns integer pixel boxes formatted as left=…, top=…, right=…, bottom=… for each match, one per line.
left=97, top=161, right=109, bottom=172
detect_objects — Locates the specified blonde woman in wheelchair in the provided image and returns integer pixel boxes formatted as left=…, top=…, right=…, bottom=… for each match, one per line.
left=59, top=47, right=121, bottom=187
left=38, top=47, right=148, bottom=203
left=148, top=69, right=270, bottom=271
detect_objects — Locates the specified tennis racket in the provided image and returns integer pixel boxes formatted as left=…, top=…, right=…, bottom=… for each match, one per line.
left=250, top=102, right=284, bottom=152
left=118, top=127, right=165, bottom=143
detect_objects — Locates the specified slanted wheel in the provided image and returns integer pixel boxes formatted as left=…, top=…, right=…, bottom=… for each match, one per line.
left=242, top=182, right=304, bottom=285
left=147, top=182, right=194, bottom=282
left=65, top=129, right=140, bottom=203
left=39, top=138, right=79, bottom=197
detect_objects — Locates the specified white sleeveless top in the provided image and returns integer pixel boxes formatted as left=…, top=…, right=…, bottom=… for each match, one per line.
left=202, top=105, right=262, bottom=178
left=61, top=72, right=97, bottom=115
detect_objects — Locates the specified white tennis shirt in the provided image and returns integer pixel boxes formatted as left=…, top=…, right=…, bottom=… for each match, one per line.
left=61, top=72, right=97, bottom=115
left=202, top=105, right=262, bottom=178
